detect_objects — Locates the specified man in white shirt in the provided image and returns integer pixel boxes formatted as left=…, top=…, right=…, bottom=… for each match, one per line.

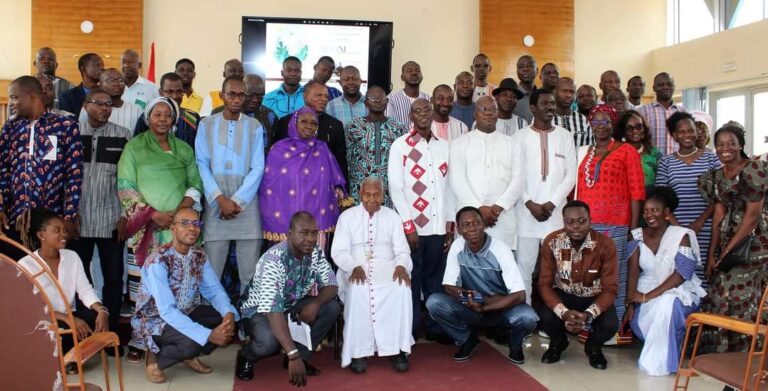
left=626, top=76, right=645, bottom=110
left=493, top=78, right=528, bottom=137
left=471, top=53, right=495, bottom=102
left=450, top=96, right=523, bottom=252
left=430, top=84, right=468, bottom=142
left=388, top=98, right=454, bottom=343
left=332, top=177, right=413, bottom=374
left=121, top=49, right=159, bottom=110
left=511, top=89, right=577, bottom=303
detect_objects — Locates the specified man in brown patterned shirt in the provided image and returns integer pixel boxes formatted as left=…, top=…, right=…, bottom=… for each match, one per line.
left=536, top=200, right=618, bottom=370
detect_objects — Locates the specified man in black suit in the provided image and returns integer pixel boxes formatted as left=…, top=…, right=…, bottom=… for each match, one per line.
left=272, top=80, right=348, bottom=185
left=58, top=53, right=104, bottom=117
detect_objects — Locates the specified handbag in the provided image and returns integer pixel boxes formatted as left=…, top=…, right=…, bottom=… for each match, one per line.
left=716, top=233, right=753, bottom=273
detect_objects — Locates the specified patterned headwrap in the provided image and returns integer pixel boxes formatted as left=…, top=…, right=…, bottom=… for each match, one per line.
left=588, top=104, right=618, bottom=125
left=144, top=96, right=180, bottom=128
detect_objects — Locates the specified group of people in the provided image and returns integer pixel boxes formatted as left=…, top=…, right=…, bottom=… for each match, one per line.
left=2, top=45, right=767, bottom=388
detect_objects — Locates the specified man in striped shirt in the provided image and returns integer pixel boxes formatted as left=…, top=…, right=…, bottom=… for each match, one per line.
left=553, top=77, right=593, bottom=148
left=386, top=61, right=429, bottom=129
left=69, top=88, right=132, bottom=336
left=638, top=72, right=685, bottom=155
left=78, top=68, right=143, bottom=132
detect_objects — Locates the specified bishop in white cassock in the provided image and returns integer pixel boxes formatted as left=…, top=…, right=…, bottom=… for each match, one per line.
left=331, top=177, right=414, bottom=373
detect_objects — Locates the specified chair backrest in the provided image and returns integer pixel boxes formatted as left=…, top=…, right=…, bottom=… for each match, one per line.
left=0, top=251, right=63, bottom=390
left=0, top=235, right=88, bottom=390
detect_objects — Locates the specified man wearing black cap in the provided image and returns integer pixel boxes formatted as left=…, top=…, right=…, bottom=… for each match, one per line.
left=553, top=77, right=593, bottom=148
left=494, top=78, right=528, bottom=137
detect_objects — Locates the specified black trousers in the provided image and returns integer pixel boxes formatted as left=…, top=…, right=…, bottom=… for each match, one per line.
left=153, top=305, right=223, bottom=369
left=536, top=289, right=618, bottom=351
left=68, top=232, right=124, bottom=332
left=57, top=305, right=98, bottom=354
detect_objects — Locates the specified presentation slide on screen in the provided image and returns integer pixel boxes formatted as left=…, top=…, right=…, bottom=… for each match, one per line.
left=262, top=23, right=370, bottom=92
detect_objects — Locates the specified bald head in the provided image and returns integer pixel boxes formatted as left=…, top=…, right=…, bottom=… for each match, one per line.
left=121, top=49, right=142, bottom=85
left=9, top=76, right=45, bottom=119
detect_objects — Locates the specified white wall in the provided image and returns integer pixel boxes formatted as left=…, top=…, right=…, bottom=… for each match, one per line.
left=0, top=0, right=32, bottom=79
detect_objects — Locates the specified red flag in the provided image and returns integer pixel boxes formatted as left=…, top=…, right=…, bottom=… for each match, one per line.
left=147, top=42, right=156, bottom=83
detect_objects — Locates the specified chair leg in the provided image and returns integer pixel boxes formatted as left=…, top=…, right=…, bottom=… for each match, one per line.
left=101, top=350, right=111, bottom=391
left=113, top=344, right=125, bottom=391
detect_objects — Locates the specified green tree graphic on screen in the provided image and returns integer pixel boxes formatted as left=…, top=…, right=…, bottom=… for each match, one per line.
left=274, top=40, right=309, bottom=62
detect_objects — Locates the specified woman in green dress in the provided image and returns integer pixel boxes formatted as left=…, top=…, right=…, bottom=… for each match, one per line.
left=617, top=110, right=661, bottom=192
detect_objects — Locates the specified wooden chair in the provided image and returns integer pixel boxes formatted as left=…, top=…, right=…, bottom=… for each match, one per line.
left=674, top=284, right=768, bottom=390
left=0, top=236, right=124, bottom=390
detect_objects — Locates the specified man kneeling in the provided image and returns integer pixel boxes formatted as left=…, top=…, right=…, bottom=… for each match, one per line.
left=332, top=177, right=414, bottom=373
left=236, top=212, right=341, bottom=387
left=132, top=208, right=238, bottom=383
left=426, top=206, right=538, bottom=364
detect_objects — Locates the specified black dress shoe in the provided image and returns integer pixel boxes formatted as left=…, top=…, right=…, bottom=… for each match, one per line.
left=236, top=350, right=254, bottom=381
left=425, top=332, right=455, bottom=345
left=390, top=352, right=409, bottom=372
left=350, top=358, right=367, bottom=374
left=541, top=339, right=569, bottom=364
left=586, top=348, right=608, bottom=370
left=282, top=356, right=321, bottom=376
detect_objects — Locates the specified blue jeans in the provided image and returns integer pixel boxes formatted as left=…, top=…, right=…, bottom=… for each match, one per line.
left=426, top=292, right=538, bottom=351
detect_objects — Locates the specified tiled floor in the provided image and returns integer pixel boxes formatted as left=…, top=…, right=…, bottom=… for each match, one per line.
left=81, top=335, right=724, bottom=390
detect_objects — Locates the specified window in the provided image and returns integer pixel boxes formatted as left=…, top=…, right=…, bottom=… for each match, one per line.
left=709, top=86, right=768, bottom=156
left=669, top=0, right=768, bottom=45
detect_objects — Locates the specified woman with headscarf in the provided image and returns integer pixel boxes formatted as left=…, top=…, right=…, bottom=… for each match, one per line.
left=259, top=107, right=349, bottom=248
left=576, top=104, right=645, bottom=340
left=117, top=96, right=203, bottom=362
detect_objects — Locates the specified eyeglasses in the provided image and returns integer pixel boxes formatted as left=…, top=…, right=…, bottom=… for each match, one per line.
left=174, top=219, right=204, bottom=229
left=590, top=119, right=612, bottom=127
left=476, top=107, right=498, bottom=114
left=411, top=107, right=433, bottom=115
left=225, top=91, right=247, bottom=100
left=102, top=78, right=125, bottom=85
left=624, top=124, right=644, bottom=132
left=85, top=100, right=112, bottom=107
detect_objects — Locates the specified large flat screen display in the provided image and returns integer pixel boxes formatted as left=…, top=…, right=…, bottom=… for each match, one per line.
left=242, top=17, right=394, bottom=93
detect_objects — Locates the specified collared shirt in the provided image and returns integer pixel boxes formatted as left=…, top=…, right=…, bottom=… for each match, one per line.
left=78, top=100, right=143, bottom=132
left=122, top=76, right=159, bottom=110
left=450, top=102, right=475, bottom=130
left=345, top=116, right=406, bottom=207
left=538, top=229, right=618, bottom=318
left=386, top=89, right=430, bottom=129
left=240, top=241, right=337, bottom=317
left=326, top=94, right=367, bottom=126
left=132, top=245, right=239, bottom=353
left=638, top=102, right=685, bottom=155
left=134, top=108, right=201, bottom=149
left=388, top=129, right=454, bottom=236
left=20, top=249, right=100, bottom=314
left=181, top=91, right=204, bottom=114
left=79, top=120, right=132, bottom=237
left=495, top=115, right=528, bottom=137
left=431, top=117, right=468, bottom=143
left=263, top=84, right=306, bottom=119
left=553, top=110, right=593, bottom=148
left=199, top=90, right=224, bottom=117
left=512, top=125, right=577, bottom=239
left=195, top=113, right=265, bottom=241
left=472, top=83, right=496, bottom=102
left=443, top=235, right=525, bottom=296
left=0, top=112, right=82, bottom=222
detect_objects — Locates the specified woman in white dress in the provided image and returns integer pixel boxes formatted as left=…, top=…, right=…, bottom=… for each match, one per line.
left=625, top=187, right=706, bottom=376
